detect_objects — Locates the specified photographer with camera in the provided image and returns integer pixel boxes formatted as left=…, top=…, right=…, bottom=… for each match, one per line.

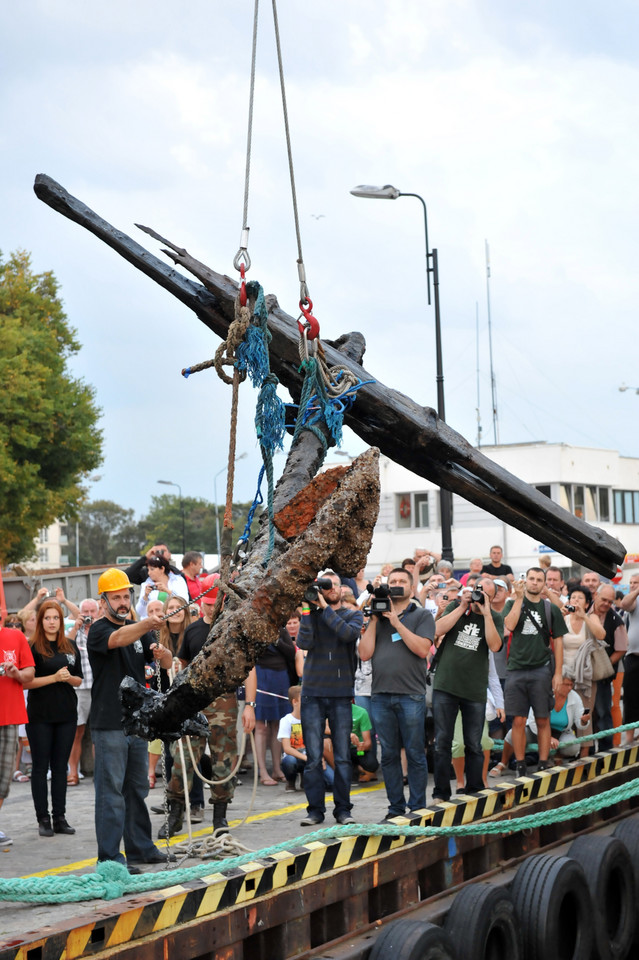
left=296, top=571, right=363, bottom=826
left=359, top=568, right=435, bottom=820
left=431, top=578, right=503, bottom=801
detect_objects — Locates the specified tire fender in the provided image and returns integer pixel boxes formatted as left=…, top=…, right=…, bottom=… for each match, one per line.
left=369, top=919, right=457, bottom=960
left=511, top=853, right=593, bottom=960
left=569, top=834, right=635, bottom=960
left=444, top=883, right=522, bottom=960
left=612, top=818, right=639, bottom=946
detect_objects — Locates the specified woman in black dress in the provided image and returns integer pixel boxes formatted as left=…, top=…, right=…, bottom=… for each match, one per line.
left=24, top=600, right=82, bottom=837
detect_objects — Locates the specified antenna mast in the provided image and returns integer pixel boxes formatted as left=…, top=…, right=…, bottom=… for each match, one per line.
left=485, top=239, right=499, bottom=445
left=475, top=301, right=482, bottom=448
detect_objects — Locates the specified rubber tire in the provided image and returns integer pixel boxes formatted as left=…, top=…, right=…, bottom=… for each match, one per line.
left=444, top=883, right=522, bottom=960
left=511, top=854, right=593, bottom=960
left=569, top=834, right=635, bottom=960
left=613, top=818, right=639, bottom=946
left=369, top=920, right=457, bottom=960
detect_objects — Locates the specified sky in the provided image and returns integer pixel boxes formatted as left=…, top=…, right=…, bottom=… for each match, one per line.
left=3, top=0, right=639, bottom=521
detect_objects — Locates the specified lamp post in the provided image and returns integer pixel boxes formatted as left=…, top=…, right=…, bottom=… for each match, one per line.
left=214, top=452, right=248, bottom=560
left=157, top=480, right=185, bottom=555
left=350, top=183, right=453, bottom=563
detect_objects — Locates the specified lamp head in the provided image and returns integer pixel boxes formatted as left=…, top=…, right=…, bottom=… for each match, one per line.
left=350, top=184, right=401, bottom=200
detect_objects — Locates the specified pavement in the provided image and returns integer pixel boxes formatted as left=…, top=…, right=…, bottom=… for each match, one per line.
left=0, top=759, right=449, bottom=945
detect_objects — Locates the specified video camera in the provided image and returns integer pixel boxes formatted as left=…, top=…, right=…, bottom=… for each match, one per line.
left=304, top=578, right=334, bottom=602
left=364, top=582, right=404, bottom=616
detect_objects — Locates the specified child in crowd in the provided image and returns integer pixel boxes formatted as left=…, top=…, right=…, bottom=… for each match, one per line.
left=278, top=686, right=334, bottom=792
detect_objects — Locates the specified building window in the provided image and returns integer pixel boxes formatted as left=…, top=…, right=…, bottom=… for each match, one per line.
left=38, top=527, right=49, bottom=542
left=615, top=490, right=639, bottom=524
left=38, top=547, right=49, bottom=562
left=396, top=492, right=430, bottom=529
left=561, top=484, right=612, bottom=523
left=535, top=484, right=552, bottom=499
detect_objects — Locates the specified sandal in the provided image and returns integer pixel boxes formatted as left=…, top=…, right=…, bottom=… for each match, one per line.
left=488, top=762, right=506, bottom=778
left=67, top=774, right=79, bottom=786
left=260, top=777, right=278, bottom=786
left=12, top=771, right=29, bottom=783
left=148, top=774, right=156, bottom=789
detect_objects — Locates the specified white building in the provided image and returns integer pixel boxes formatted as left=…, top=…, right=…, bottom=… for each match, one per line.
left=359, top=442, right=639, bottom=579
left=32, top=520, right=69, bottom=569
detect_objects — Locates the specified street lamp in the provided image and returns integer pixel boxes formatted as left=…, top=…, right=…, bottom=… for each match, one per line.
left=350, top=183, right=453, bottom=563
left=157, top=480, right=185, bottom=554
left=214, top=452, right=248, bottom=560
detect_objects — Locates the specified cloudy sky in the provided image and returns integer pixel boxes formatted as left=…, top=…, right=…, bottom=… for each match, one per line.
left=3, top=1, right=639, bottom=520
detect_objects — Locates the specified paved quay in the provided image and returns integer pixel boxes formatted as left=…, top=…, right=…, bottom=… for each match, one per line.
left=0, top=762, right=464, bottom=945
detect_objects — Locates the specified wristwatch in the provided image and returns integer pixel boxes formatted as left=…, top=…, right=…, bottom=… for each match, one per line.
left=245, top=701, right=257, bottom=707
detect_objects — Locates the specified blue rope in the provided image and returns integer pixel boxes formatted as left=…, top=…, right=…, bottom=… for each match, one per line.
left=235, top=281, right=285, bottom=567
left=292, top=360, right=373, bottom=452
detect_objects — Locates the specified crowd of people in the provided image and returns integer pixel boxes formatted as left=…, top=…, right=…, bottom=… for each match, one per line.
left=1, top=539, right=638, bottom=863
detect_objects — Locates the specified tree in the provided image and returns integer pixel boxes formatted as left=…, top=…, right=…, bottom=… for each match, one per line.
left=140, top=494, right=262, bottom=556
left=67, top=499, right=145, bottom=566
left=0, top=250, right=103, bottom=564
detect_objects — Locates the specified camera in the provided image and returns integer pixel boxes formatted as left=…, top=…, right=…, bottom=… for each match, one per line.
left=0, top=665, right=5, bottom=677
left=364, top=582, right=404, bottom=615
left=304, top=578, right=334, bottom=602
left=470, top=586, right=484, bottom=603
left=564, top=604, right=576, bottom=613
left=82, top=616, right=93, bottom=626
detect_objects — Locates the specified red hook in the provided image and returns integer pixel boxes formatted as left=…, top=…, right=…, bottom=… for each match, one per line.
left=297, top=298, right=320, bottom=340
left=240, top=263, right=247, bottom=307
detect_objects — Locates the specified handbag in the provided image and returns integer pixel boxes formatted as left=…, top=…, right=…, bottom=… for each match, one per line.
left=591, top=640, right=614, bottom=682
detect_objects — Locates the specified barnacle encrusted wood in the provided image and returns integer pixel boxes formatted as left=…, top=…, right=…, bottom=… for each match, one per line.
left=121, top=447, right=380, bottom=738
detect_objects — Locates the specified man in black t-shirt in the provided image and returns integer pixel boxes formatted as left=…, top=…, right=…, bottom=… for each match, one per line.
left=161, top=595, right=256, bottom=836
left=88, top=568, right=172, bottom=870
left=481, top=545, right=514, bottom=584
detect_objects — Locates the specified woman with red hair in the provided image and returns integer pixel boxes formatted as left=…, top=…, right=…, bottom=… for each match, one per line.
left=24, top=600, right=82, bottom=837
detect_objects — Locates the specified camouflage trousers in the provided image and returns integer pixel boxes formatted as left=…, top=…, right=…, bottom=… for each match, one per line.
left=167, top=694, right=238, bottom=804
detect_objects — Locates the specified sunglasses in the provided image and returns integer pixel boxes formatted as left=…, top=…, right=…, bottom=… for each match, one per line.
left=5, top=621, right=21, bottom=629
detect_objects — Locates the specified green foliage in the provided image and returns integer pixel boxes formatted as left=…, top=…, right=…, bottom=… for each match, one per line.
left=66, top=495, right=263, bottom=566
left=140, top=495, right=262, bottom=556
left=67, top=500, right=146, bottom=566
left=0, top=250, right=103, bottom=564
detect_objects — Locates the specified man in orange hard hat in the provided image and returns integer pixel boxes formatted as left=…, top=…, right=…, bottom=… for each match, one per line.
left=88, top=568, right=173, bottom=872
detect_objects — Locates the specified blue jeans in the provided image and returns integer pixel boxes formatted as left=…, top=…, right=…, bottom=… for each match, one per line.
left=300, top=696, right=352, bottom=821
left=433, top=690, right=485, bottom=800
left=281, top=754, right=334, bottom=789
left=371, top=693, right=427, bottom=816
left=92, top=729, right=157, bottom=864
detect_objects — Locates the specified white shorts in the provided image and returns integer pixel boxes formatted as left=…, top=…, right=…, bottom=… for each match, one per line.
left=76, top=688, right=92, bottom=726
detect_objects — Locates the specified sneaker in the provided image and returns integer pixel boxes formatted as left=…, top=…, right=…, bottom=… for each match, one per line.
left=537, top=760, right=550, bottom=772
left=336, top=813, right=356, bottom=825
left=189, top=805, right=204, bottom=823
left=284, top=781, right=297, bottom=792
left=0, top=831, right=13, bottom=846
left=515, top=761, right=528, bottom=778
left=300, top=815, right=324, bottom=826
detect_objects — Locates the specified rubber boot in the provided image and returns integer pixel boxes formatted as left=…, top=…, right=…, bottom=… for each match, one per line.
left=158, top=799, right=184, bottom=839
left=213, top=802, right=229, bottom=833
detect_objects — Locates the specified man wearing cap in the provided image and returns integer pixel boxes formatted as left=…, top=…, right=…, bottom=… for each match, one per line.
left=88, top=568, right=173, bottom=870
left=160, top=590, right=256, bottom=836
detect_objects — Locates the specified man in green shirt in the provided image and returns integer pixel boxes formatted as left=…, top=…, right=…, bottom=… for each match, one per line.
left=432, top=578, right=503, bottom=801
left=504, top=567, right=567, bottom=777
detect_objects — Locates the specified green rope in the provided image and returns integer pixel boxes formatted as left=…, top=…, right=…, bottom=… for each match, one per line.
left=492, top=720, right=639, bottom=753
left=2, top=774, right=638, bottom=903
